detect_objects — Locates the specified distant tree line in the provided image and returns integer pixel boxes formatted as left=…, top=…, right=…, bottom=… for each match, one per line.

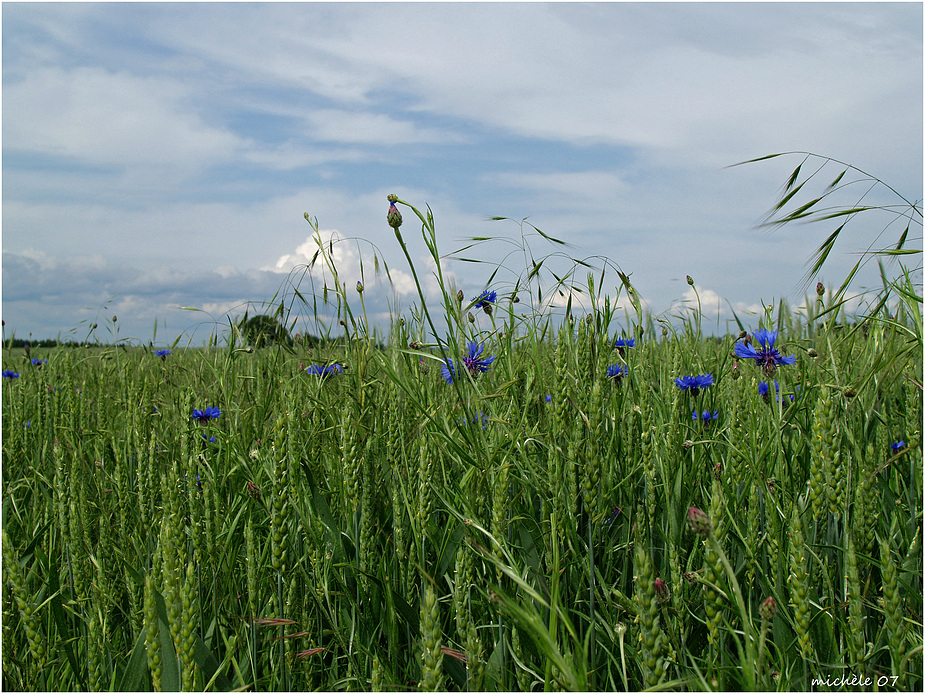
left=5, top=338, right=89, bottom=349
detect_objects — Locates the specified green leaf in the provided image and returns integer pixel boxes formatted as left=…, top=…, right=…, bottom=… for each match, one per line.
left=194, top=633, right=234, bottom=691
left=153, top=590, right=180, bottom=693
left=117, top=627, right=151, bottom=692
left=435, top=522, right=466, bottom=578
left=38, top=545, right=87, bottom=690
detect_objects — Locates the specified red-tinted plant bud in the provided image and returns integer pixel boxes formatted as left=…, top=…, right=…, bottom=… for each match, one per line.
left=760, top=596, right=777, bottom=620
left=686, top=275, right=694, bottom=286
left=654, top=578, right=670, bottom=604
left=816, top=282, right=825, bottom=297
left=687, top=507, right=712, bottom=537
left=387, top=197, right=402, bottom=229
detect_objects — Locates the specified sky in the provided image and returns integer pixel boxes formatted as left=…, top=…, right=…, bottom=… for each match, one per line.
left=2, top=1, right=922, bottom=346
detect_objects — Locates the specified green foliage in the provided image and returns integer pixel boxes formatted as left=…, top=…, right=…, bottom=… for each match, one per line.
left=237, top=314, right=292, bottom=348
left=2, top=188, right=922, bottom=692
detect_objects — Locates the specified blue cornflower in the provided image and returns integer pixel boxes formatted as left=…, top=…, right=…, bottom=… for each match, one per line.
left=892, top=441, right=906, bottom=452
left=155, top=349, right=172, bottom=359
left=2, top=370, right=20, bottom=379
left=606, top=364, right=627, bottom=381
left=441, top=341, right=495, bottom=384
left=201, top=433, right=217, bottom=443
left=544, top=394, right=552, bottom=403
left=458, top=411, right=490, bottom=430
left=31, top=358, right=47, bottom=367
left=192, top=406, right=221, bottom=423
left=675, top=374, right=714, bottom=394
left=758, top=381, right=796, bottom=404
left=692, top=410, right=719, bottom=423
left=604, top=507, right=622, bottom=526
left=735, top=329, right=797, bottom=376
left=613, top=337, right=636, bottom=351
left=306, top=363, right=343, bottom=378
left=472, top=290, right=498, bottom=314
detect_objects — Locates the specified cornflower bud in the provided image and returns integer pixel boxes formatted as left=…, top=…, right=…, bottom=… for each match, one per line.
left=816, top=282, right=825, bottom=296
left=387, top=195, right=403, bottom=229
left=759, top=596, right=776, bottom=620
left=456, top=290, right=464, bottom=303
left=356, top=281, right=364, bottom=293
left=654, top=578, right=671, bottom=604
left=687, top=506, right=712, bottom=537
left=687, top=275, right=694, bottom=286
left=467, top=312, right=475, bottom=324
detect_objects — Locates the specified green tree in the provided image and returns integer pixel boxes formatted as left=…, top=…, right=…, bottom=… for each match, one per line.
left=238, top=314, right=292, bottom=348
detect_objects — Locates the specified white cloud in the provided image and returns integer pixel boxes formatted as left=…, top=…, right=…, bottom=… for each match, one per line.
left=2, top=3, right=918, bottom=343
left=265, top=228, right=423, bottom=302
left=486, top=171, right=630, bottom=207
left=3, top=66, right=241, bottom=173
left=305, top=109, right=466, bottom=146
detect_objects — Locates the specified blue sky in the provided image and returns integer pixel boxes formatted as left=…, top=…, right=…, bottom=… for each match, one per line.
left=2, top=1, right=922, bottom=346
